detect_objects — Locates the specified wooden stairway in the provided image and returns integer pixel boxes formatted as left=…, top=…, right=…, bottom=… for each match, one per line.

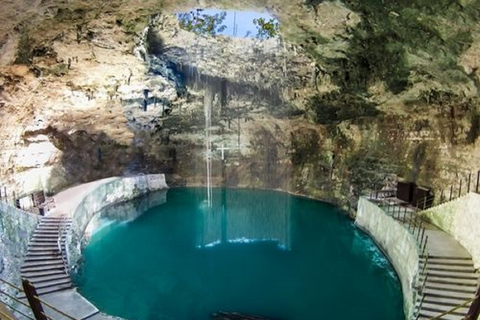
left=21, top=216, right=73, bottom=296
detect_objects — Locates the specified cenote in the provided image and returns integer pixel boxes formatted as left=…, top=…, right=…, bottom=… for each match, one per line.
left=76, top=188, right=404, bottom=320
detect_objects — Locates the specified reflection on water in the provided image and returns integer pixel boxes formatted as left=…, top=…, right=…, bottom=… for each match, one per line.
left=197, top=188, right=291, bottom=250
left=177, top=8, right=279, bottom=38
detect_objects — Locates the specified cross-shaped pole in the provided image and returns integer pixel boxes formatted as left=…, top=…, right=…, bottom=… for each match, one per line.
left=217, top=144, right=230, bottom=161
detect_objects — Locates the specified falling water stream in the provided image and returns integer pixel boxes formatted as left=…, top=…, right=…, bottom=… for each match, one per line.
left=205, top=86, right=214, bottom=207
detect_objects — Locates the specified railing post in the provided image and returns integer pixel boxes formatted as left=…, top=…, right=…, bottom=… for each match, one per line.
left=22, top=279, right=48, bottom=320
left=468, top=173, right=471, bottom=193
left=467, top=286, right=480, bottom=320
left=459, top=179, right=462, bottom=198
left=476, top=171, right=480, bottom=193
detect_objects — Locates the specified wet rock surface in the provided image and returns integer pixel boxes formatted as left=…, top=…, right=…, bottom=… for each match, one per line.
left=0, top=1, right=479, bottom=209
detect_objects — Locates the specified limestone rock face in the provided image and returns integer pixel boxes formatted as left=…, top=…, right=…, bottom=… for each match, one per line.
left=0, top=204, right=40, bottom=299
left=0, top=1, right=480, bottom=208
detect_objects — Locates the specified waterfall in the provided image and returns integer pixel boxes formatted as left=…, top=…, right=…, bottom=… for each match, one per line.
left=205, top=86, right=214, bottom=207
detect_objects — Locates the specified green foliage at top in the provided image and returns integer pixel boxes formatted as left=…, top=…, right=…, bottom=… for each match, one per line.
left=178, top=9, right=227, bottom=36
left=253, top=17, right=279, bottom=39
left=304, top=0, right=479, bottom=95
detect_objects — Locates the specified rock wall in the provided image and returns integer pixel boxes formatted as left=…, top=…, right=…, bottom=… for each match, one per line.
left=0, top=203, right=40, bottom=303
left=83, top=189, right=167, bottom=242
left=1, top=2, right=480, bottom=213
left=421, top=192, right=480, bottom=269
left=67, top=174, right=168, bottom=271
left=355, top=197, right=419, bottom=319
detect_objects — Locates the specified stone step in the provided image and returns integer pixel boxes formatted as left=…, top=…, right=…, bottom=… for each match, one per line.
left=424, top=293, right=475, bottom=306
left=36, top=226, right=62, bottom=231
left=25, top=273, right=71, bottom=284
left=36, top=283, right=73, bottom=296
left=420, top=302, right=469, bottom=316
left=21, top=263, right=65, bottom=273
left=38, top=223, right=71, bottom=228
left=418, top=309, right=464, bottom=320
left=22, top=259, right=64, bottom=269
left=421, top=270, right=479, bottom=280
left=28, top=244, right=60, bottom=250
left=426, top=265, right=477, bottom=273
left=34, top=277, right=72, bottom=290
left=420, top=258, right=475, bottom=267
left=31, top=235, right=65, bottom=240
left=421, top=255, right=473, bottom=261
left=25, top=251, right=61, bottom=257
left=24, top=256, right=60, bottom=262
left=30, top=239, right=59, bottom=244
left=420, top=275, right=478, bottom=286
left=425, top=283, right=478, bottom=295
left=33, top=230, right=60, bottom=235
left=21, top=269, right=66, bottom=278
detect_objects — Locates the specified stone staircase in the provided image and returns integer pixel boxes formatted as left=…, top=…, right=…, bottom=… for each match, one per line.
left=417, top=255, right=479, bottom=319
left=377, top=202, right=479, bottom=320
left=21, top=216, right=73, bottom=296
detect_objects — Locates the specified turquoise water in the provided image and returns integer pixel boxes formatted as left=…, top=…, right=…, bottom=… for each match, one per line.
left=76, top=188, right=404, bottom=320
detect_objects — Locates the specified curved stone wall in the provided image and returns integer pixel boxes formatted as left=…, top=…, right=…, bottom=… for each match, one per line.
left=355, top=197, right=420, bottom=319
left=421, top=192, right=480, bottom=269
left=0, top=203, right=40, bottom=302
left=67, top=174, right=168, bottom=271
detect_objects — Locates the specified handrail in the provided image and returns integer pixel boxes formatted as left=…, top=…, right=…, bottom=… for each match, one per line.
left=427, top=296, right=478, bottom=320
left=57, top=215, right=70, bottom=275
left=32, top=295, right=78, bottom=320
left=0, top=278, right=35, bottom=320
left=0, top=308, right=17, bottom=320
left=0, top=277, right=78, bottom=320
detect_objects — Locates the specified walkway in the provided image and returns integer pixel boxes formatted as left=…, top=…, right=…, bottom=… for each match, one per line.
left=18, top=178, right=121, bottom=320
left=377, top=198, right=479, bottom=320
left=418, top=228, right=478, bottom=319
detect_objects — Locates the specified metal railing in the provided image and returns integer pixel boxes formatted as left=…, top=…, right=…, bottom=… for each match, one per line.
left=427, top=295, right=479, bottom=320
left=57, top=216, right=70, bottom=275
left=0, top=277, right=78, bottom=320
left=368, top=194, right=430, bottom=320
